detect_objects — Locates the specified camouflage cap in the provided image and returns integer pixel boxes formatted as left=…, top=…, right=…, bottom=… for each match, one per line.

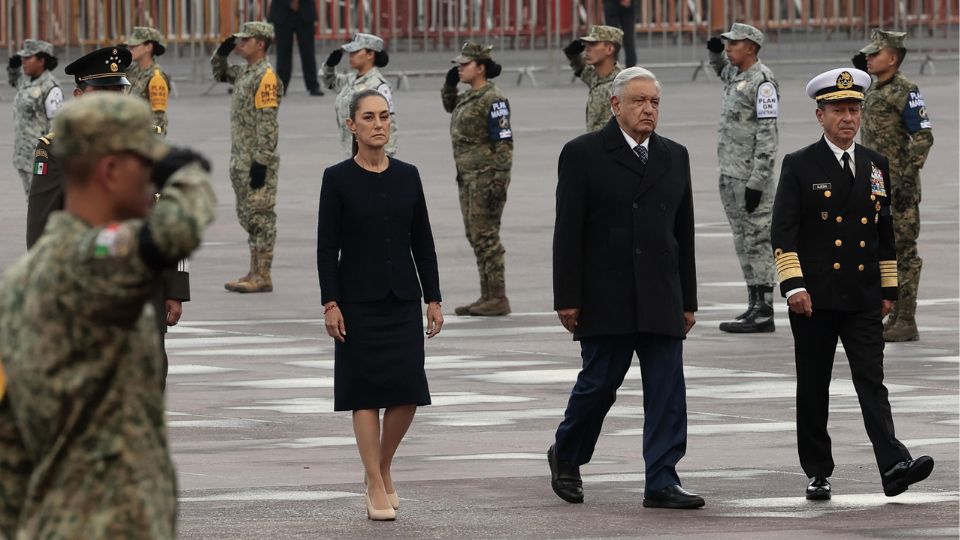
left=860, top=29, right=907, bottom=55
left=721, top=22, right=764, bottom=47
left=64, top=46, right=131, bottom=87
left=52, top=93, right=169, bottom=162
left=16, top=39, right=55, bottom=58
left=453, top=42, right=493, bottom=64
left=233, top=21, right=275, bottom=40
left=342, top=33, right=384, bottom=53
left=580, top=25, right=623, bottom=45
left=123, top=26, right=166, bottom=56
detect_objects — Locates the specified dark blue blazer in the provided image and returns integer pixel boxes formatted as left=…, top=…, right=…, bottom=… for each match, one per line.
left=553, top=118, right=698, bottom=339
left=317, top=158, right=441, bottom=304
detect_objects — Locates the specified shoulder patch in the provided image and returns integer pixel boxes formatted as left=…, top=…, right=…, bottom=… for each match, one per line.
left=93, top=223, right=135, bottom=259
left=376, top=81, right=395, bottom=113
left=255, top=68, right=280, bottom=110
left=148, top=69, right=169, bottom=112
left=756, top=81, right=778, bottom=119
left=902, top=89, right=932, bottom=132
left=487, top=99, right=512, bottom=142
left=44, top=86, right=64, bottom=119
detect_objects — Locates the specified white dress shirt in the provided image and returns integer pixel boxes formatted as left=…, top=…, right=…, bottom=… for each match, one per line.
left=620, top=129, right=649, bottom=156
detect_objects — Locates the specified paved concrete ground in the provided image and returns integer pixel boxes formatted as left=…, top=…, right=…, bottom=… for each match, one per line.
left=0, top=52, right=957, bottom=538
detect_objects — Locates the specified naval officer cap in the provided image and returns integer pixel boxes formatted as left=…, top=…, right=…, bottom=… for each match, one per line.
left=342, top=33, right=385, bottom=53
left=64, top=46, right=131, bottom=87
left=721, top=22, right=764, bottom=47
left=805, top=68, right=871, bottom=102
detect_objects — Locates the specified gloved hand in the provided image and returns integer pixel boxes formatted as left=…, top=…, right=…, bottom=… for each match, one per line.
left=445, top=66, right=460, bottom=87
left=216, top=36, right=237, bottom=57
left=250, top=161, right=267, bottom=189
left=852, top=52, right=868, bottom=71
left=325, top=49, right=343, bottom=67
left=706, top=37, right=724, bottom=53
left=152, top=147, right=212, bottom=190
left=9, top=54, right=22, bottom=69
left=744, top=187, right=762, bottom=213
left=563, top=39, right=585, bottom=58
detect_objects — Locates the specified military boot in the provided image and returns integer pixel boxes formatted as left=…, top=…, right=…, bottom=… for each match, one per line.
left=455, top=274, right=488, bottom=315
left=883, top=305, right=899, bottom=331
left=468, top=276, right=511, bottom=316
left=720, top=286, right=758, bottom=331
left=719, top=285, right=775, bottom=333
left=227, top=250, right=274, bottom=293
left=224, top=248, right=255, bottom=291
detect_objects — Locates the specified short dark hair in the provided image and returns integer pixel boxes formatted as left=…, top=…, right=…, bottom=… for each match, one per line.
left=475, top=58, right=502, bottom=79
left=38, top=52, right=58, bottom=71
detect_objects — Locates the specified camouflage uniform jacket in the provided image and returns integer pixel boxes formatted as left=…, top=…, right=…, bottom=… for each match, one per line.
left=7, top=68, right=62, bottom=172
left=322, top=65, right=398, bottom=156
left=861, top=71, right=934, bottom=187
left=0, top=162, right=215, bottom=538
left=441, top=81, right=513, bottom=173
left=709, top=52, right=779, bottom=190
left=568, top=55, right=622, bottom=132
left=211, top=55, right=283, bottom=170
left=127, top=61, right=172, bottom=136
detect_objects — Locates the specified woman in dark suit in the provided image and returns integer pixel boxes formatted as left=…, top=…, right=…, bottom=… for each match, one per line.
left=317, top=89, right=443, bottom=521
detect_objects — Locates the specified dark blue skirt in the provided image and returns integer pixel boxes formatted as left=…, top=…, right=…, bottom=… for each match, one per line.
left=333, top=296, right=431, bottom=411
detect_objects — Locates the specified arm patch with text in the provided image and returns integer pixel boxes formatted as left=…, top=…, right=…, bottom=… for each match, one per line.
left=902, top=90, right=932, bottom=132
left=149, top=69, right=169, bottom=112
left=756, top=81, right=778, bottom=119
left=487, top=99, right=512, bottom=141
left=255, top=69, right=280, bottom=110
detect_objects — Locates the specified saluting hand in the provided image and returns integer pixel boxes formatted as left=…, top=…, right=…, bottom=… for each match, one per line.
left=325, top=49, right=343, bottom=67
left=563, top=39, right=585, bottom=58
left=706, top=37, right=724, bottom=54
left=324, top=303, right=346, bottom=342
left=788, top=291, right=813, bottom=317
left=557, top=308, right=580, bottom=333
left=216, top=36, right=237, bottom=57
left=9, top=54, right=21, bottom=69
left=445, top=66, right=460, bottom=88
left=425, top=302, right=444, bottom=338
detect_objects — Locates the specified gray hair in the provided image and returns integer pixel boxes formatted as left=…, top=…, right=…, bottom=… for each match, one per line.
left=611, top=66, right=662, bottom=98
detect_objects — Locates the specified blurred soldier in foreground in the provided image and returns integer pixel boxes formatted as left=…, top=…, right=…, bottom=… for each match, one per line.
left=7, top=39, right=62, bottom=198
left=707, top=23, right=779, bottom=333
left=25, top=46, right=190, bottom=386
left=772, top=68, right=933, bottom=501
left=562, top=25, right=623, bottom=132
left=854, top=30, right=934, bottom=342
left=212, top=21, right=283, bottom=293
left=442, top=43, right=514, bottom=316
left=0, top=92, right=215, bottom=539
left=123, top=26, right=172, bottom=136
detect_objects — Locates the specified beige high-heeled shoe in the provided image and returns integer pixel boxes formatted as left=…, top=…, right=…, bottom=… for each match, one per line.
left=386, top=490, right=400, bottom=510
left=365, top=492, right=397, bottom=521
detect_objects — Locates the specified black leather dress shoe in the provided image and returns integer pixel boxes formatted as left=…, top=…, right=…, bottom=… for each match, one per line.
left=308, top=87, right=325, bottom=96
left=806, top=475, right=831, bottom=500
left=547, top=444, right=583, bottom=503
left=883, top=455, right=934, bottom=497
left=642, top=485, right=705, bottom=509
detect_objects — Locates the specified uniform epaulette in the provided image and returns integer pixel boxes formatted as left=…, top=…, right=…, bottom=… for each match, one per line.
left=39, top=132, right=56, bottom=145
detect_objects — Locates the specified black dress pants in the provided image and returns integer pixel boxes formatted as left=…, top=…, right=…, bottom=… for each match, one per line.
left=274, top=19, right=320, bottom=93
left=789, top=308, right=911, bottom=477
left=603, top=0, right=637, bottom=67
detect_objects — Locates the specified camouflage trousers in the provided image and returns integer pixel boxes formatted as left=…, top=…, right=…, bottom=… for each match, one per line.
left=891, top=176, right=922, bottom=314
left=457, top=168, right=510, bottom=284
left=719, top=175, right=776, bottom=286
left=229, top=165, right=278, bottom=252
left=16, top=169, right=31, bottom=199
left=0, top=398, right=28, bottom=540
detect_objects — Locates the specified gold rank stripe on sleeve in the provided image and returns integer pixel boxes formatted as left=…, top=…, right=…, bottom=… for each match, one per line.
left=880, top=260, right=898, bottom=288
left=774, top=250, right=803, bottom=281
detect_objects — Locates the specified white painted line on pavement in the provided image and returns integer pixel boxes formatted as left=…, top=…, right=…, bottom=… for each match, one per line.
left=180, top=490, right=361, bottom=503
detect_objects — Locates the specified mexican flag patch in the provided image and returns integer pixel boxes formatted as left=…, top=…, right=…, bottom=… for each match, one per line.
left=34, top=162, right=48, bottom=176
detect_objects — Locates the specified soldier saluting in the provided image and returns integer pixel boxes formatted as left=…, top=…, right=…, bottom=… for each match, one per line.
left=562, top=25, right=623, bottom=132
left=772, top=68, right=933, bottom=501
left=122, top=26, right=173, bottom=137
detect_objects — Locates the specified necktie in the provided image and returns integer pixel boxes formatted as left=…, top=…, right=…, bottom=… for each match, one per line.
left=841, top=151, right=854, bottom=184
left=633, top=144, right=648, bottom=165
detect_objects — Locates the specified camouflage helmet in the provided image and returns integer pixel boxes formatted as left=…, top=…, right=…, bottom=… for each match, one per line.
left=860, top=29, right=907, bottom=55
left=123, top=26, right=166, bottom=56
left=52, top=93, right=169, bottom=162
left=233, top=21, right=275, bottom=40
left=580, top=25, right=623, bottom=45
left=453, top=42, right=493, bottom=64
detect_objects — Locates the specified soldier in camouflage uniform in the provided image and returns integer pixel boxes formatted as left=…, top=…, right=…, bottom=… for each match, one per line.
left=122, top=26, right=172, bottom=136
left=442, top=43, right=514, bottom=316
left=0, top=93, right=216, bottom=539
left=212, top=21, right=283, bottom=293
left=707, top=23, right=779, bottom=333
left=322, top=33, right=398, bottom=157
left=7, top=39, right=62, bottom=198
left=855, top=30, right=934, bottom=342
left=562, top=25, right=623, bottom=132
